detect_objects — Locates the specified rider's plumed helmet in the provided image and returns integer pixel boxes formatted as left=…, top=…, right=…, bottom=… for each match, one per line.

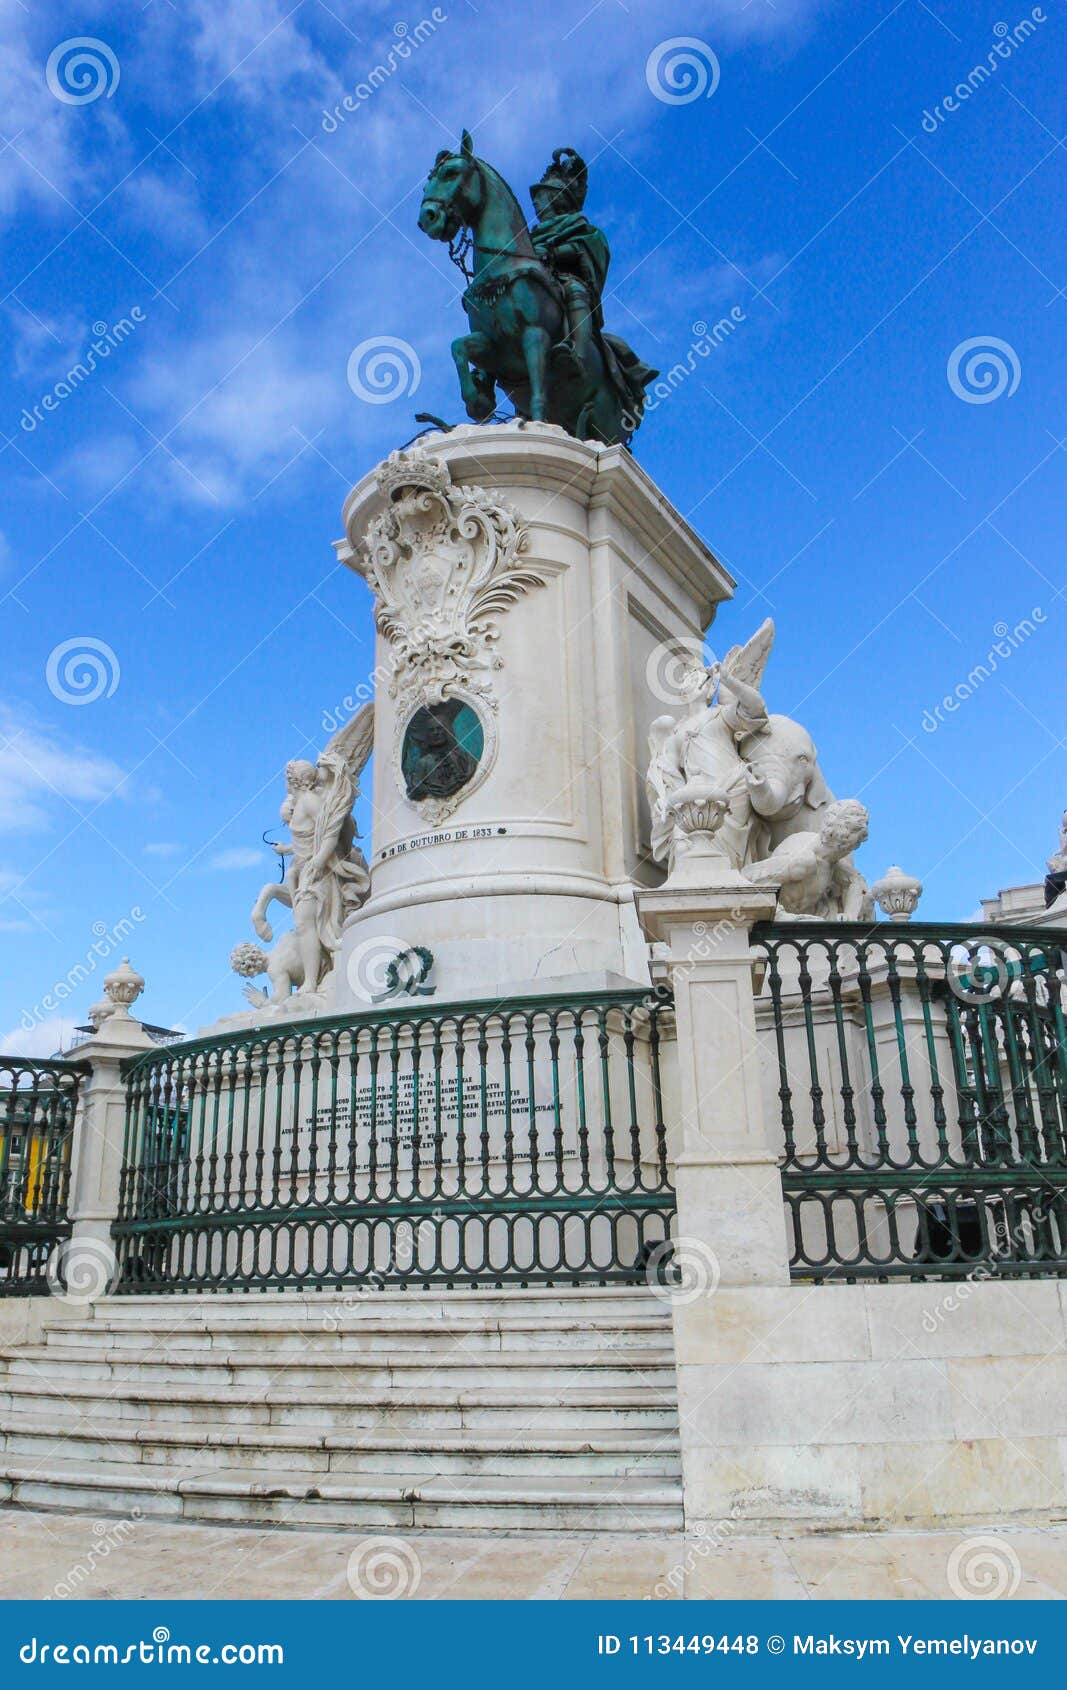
left=530, top=148, right=588, bottom=216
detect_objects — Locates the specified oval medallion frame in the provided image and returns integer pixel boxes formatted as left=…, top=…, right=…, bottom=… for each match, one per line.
left=394, top=689, right=498, bottom=824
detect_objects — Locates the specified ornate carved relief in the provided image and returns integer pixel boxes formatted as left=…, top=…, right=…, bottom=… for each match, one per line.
left=359, top=447, right=545, bottom=820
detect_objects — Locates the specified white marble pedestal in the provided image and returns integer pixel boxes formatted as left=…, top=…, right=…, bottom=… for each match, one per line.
left=334, top=422, right=733, bottom=1006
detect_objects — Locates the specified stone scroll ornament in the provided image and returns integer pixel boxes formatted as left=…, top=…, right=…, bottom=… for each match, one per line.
left=359, top=447, right=548, bottom=823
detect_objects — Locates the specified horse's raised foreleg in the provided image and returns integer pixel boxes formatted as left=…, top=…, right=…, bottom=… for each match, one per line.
left=452, top=333, right=496, bottom=422
left=521, top=325, right=552, bottom=421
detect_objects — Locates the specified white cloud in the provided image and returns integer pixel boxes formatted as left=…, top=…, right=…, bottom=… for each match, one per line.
left=22, top=0, right=828, bottom=508
left=120, top=170, right=211, bottom=250
left=6, top=303, right=87, bottom=382
left=124, top=327, right=347, bottom=507
left=184, top=0, right=342, bottom=108
left=59, top=433, right=144, bottom=497
left=0, top=1016, right=79, bottom=1058
left=209, top=846, right=265, bottom=871
left=144, top=841, right=184, bottom=858
left=0, top=708, right=127, bottom=833
left=0, top=13, right=130, bottom=225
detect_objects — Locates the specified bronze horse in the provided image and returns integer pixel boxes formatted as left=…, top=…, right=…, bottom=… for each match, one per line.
left=418, top=132, right=654, bottom=446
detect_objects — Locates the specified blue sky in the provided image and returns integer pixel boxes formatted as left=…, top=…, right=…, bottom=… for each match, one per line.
left=1, top=0, right=1064, bottom=1050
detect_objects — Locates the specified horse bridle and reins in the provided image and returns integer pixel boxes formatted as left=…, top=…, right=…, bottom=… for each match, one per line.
left=425, top=160, right=561, bottom=306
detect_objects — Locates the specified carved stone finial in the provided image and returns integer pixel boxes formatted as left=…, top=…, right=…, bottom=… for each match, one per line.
left=85, top=996, right=115, bottom=1031
left=658, top=778, right=742, bottom=887
left=871, top=865, right=923, bottom=923
left=103, top=957, right=145, bottom=1018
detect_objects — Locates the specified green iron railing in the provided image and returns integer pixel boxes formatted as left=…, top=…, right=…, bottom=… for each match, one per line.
left=753, top=922, right=1067, bottom=1281
left=112, top=987, right=675, bottom=1292
left=0, top=1055, right=87, bottom=1295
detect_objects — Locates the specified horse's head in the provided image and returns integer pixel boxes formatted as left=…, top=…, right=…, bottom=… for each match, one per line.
left=418, top=129, right=483, bottom=243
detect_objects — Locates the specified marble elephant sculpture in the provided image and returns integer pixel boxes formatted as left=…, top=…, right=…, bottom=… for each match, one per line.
left=738, top=713, right=835, bottom=858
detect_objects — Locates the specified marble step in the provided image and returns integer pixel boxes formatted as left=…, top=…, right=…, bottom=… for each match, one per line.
left=43, top=1315, right=671, bottom=1354
left=0, top=1413, right=679, bottom=1476
left=7, top=1288, right=681, bottom=1533
left=1, top=1457, right=683, bottom=1532
left=0, top=1375, right=679, bottom=1432
left=65, top=1288, right=664, bottom=1324
left=1, top=1347, right=676, bottom=1393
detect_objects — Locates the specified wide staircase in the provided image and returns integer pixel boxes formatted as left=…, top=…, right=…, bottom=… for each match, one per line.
left=0, top=1288, right=683, bottom=1532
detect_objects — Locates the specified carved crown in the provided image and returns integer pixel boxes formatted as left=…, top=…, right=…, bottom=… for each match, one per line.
left=375, top=447, right=453, bottom=505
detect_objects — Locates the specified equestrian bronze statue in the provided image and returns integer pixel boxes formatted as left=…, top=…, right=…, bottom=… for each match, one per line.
left=418, top=133, right=657, bottom=446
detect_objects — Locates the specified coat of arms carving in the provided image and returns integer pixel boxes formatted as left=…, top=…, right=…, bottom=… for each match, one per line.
left=356, top=447, right=547, bottom=821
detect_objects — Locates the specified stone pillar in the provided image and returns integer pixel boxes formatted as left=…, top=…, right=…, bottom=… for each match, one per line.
left=65, top=960, right=154, bottom=1297
left=636, top=882, right=791, bottom=1285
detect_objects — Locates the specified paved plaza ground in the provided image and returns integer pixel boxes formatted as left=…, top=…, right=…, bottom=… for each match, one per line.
left=1, top=1512, right=1066, bottom=1601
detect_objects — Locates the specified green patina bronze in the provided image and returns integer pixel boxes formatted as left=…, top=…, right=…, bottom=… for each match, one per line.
left=401, top=699, right=482, bottom=802
left=418, top=132, right=657, bottom=446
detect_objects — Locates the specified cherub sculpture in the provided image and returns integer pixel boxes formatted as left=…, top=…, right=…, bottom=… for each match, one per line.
left=646, top=620, right=774, bottom=875
left=745, top=799, right=871, bottom=919
left=235, top=703, right=375, bottom=1006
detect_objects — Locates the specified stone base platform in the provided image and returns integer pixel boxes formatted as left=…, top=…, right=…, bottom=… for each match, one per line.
left=674, top=1282, right=1067, bottom=1534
